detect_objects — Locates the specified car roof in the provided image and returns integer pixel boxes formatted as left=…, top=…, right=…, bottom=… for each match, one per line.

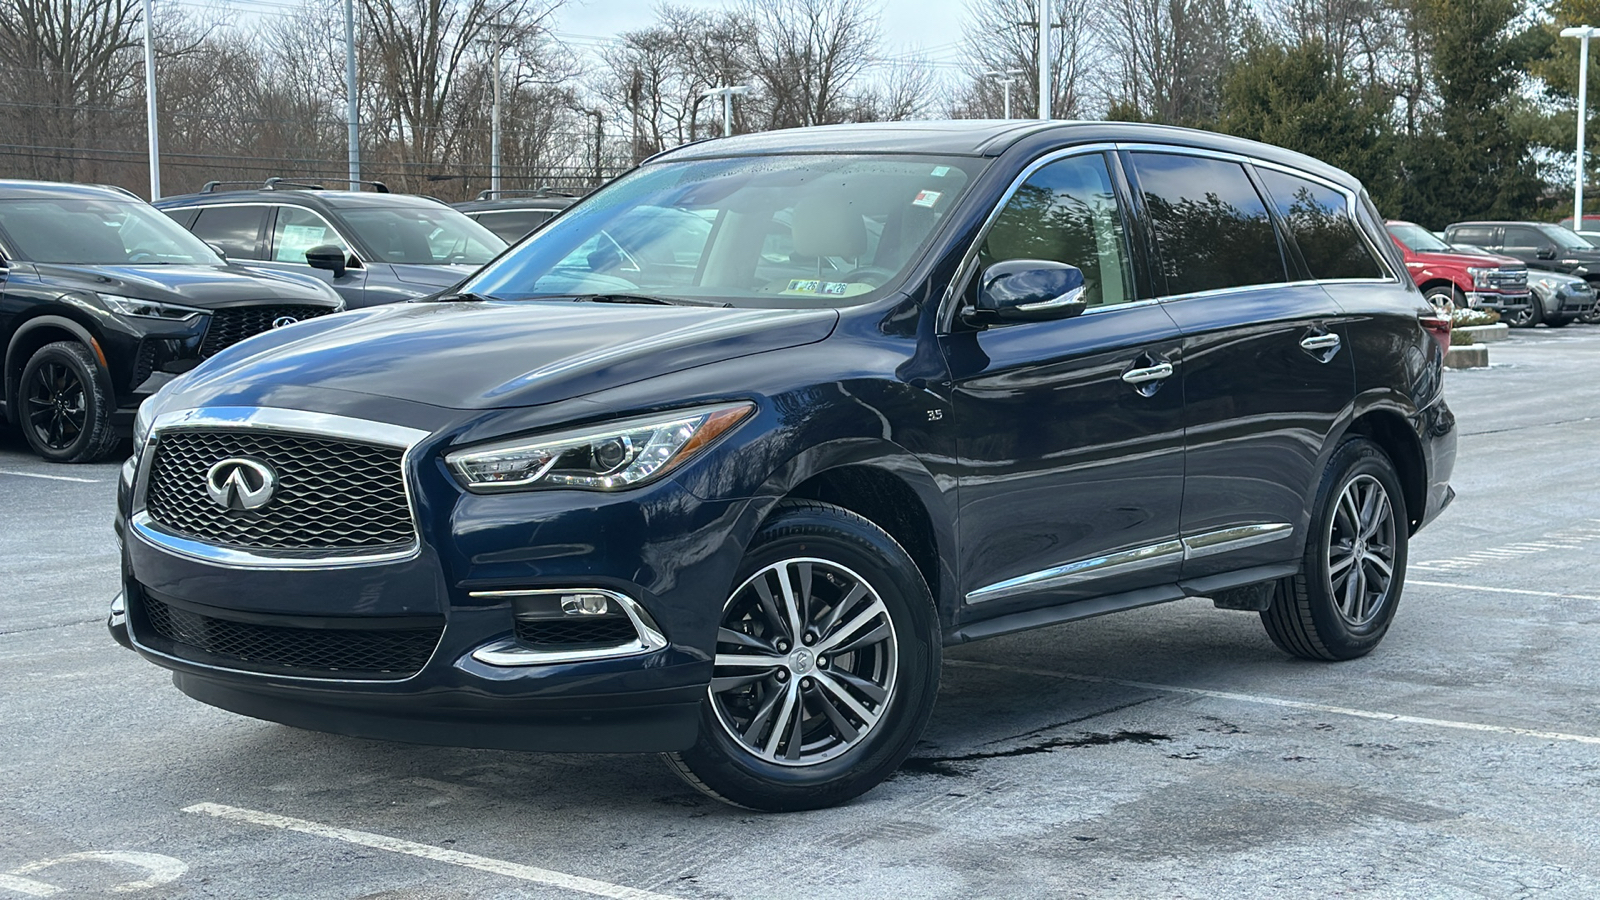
left=155, top=187, right=447, bottom=211
left=1447, top=221, right=1547, bottom=228
left=452, top=195, right=576, bottom=214
left=0, top=179, right=142, bottom=201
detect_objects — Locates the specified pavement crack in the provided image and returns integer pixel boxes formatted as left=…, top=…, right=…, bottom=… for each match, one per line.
left=902, top=730, right=1173, bottom=777
left=0, top=617, right=100, bottom=637
left=979, top=696, right=1159, bottom=747
left=1462, top=416, right=1595, bottom=437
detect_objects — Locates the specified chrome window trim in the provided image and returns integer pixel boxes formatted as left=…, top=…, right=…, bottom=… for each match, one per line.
left=467, top=588, right=669, bottom=666
left=131, top=406, right=429, bottom=570
left=937, top=142, right=1122, bottom=332
left=965, top=522, right=1294, bottom=604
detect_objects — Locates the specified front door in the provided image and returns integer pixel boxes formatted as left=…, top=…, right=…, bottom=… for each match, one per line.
left=941, top=150, right=1186, bottom=612
left=258, top=205, right=367, bottom=307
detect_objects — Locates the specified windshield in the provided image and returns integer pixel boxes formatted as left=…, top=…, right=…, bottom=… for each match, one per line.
left=0, top=198, right=222, bottom=265
left=1538, top=224, right=1595, bottom=250
left=340, top=205, right=505, bottom=265
left=1387, top=222, right=1451, bottom=252
left=461, top=154, right=982, bottom=307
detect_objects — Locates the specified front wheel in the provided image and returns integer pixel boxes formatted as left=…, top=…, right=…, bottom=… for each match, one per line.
left=19, top=341, right=120, bottom=463
left=1579, top=304, right=1600, bottom=325
left=664, top=500, right=940, bottom=811
left=1261, top=438, right=1408, bottom=661
left=1504, top=299, right=1541, bottom=328
left=1423, top=286, right=1462, bottom=317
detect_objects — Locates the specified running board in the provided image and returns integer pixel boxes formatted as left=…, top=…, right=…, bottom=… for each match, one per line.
left=947, top=563, right=1299, bottom=644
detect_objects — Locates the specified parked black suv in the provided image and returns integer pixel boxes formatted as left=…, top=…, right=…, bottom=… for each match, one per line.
left=112, top=122, right=1456, bottom=810
left=452, top=189, right=577, bottom=243
left=0, top=180, right=342, bottom=462
left=1443, top=221, right=1600, bottom=322
left=156, top=179, right=506, bottom=308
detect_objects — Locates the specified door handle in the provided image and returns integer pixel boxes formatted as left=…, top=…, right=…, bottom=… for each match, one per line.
left=1299, top=333, right=1341, bottom=351
left=1121, top=362, right=1174, bottom=385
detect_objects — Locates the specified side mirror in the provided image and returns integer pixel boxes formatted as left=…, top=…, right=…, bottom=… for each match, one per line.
left=966, top=260, right=1088, bottom=326
left=305, top=244, right=348, bottom=277
left=1537, top=245, right=1558, bottom=260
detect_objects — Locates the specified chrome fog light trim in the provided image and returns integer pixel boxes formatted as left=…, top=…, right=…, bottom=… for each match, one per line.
left=468, top=588, right=668, bottom=667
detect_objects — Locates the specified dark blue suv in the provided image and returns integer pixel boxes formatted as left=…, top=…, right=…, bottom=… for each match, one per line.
left=112, top=121, right=1456, bottom=810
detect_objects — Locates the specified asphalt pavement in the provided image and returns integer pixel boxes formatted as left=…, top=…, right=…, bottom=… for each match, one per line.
left=4, top=327, right=1600, bottom=898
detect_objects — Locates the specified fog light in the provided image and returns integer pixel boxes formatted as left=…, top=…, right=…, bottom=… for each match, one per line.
left=560, top=593, right=610, bottom=616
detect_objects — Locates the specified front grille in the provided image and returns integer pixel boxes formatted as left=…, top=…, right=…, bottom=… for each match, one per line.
left=1487, top=268, right=1528, bottom=289
left=200, top=305, right=334, bottom=357
left=141, top=595, right=440, bottom=678
left=146, top=429, right=414, bottom=554
left=515, top=616, right=638, bottom=649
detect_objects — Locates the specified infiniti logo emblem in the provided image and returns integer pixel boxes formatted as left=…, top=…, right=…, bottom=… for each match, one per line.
left=271, top=315, right=299, bottom=329
left=204, top=458, right=277, bottom=511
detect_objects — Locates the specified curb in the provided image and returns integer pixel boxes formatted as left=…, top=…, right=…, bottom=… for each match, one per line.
left=1444, top=344, right=1490, bottom=369
left=1458, top=323, right=1510, bottom=343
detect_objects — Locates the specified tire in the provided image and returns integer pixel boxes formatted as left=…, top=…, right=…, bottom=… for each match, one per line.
left=664, top=499, right=941, bottom=811
left=1261, top=438, right=1408, bottom=661
left=17, top=341, right=119, bottom=463
left=1546, top=315, right=1573, bottom=328
left=1579, top=304, right=1600, bottom=325
left=1504, top=296, right=1542, bottom=328
left=1423, top=286, right=1462, bottom=317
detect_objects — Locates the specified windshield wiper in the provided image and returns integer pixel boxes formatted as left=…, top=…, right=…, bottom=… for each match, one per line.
left=575, top=293, right=732, bottom=308
left=437, top=291, right=499, bottom=303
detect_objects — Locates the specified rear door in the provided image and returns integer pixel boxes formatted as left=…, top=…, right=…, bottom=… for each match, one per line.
left=1124, top=149, right=1355, bottom=578
left=189, top=205, right=269, bottom=261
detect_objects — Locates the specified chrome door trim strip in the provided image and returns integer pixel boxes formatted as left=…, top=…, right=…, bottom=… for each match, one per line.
left=964, top=522, right=1295, bottom=604
left=132, top=407, right=430, bottom=570
left=966, top=540, right=1184, bottom=604
left=467, top=588, right=668, bottom=666
left=1180, top=522, right=1294, bottom=559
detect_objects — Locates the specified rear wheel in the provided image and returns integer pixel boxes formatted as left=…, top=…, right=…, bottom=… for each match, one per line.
left=18, top=341, right=119, bottom=463
left=664, top=500, right=940, bottom=811
left=1261, top=438, right=1408, bottom=661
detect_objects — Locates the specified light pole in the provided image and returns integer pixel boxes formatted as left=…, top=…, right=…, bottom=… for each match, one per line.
left=983, top=68, right=1025, bottom=118
left=487, top=21, right=507, bottom=195
left=1562, top=25, right=1599, bottom=230
left=345, top=0, right=359, bottom=189
left=1036, top=0, right=1050, bottom=120
left=698, top=86, right=750, bottom=137
left=141, top=0, right=159, bottom=199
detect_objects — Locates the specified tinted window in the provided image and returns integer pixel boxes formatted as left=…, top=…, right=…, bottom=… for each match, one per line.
left=1258, top=169, right=1384, bottom=280
left=476, top=210, right=552, bottom=242
left=1131, top=152, right=1285, bottom=294
left=979, top=153, right=1134, bottom=308
left=271, top=206, right=346, bottom=263
left=0, top=199, right=222, bottom=266
left=1502, top=226, right=1546, bottom=251
left=339, top=206, right=504, bottom=265
left=191, top=206, right=267, bottom=260
left=1387, top=222, right=1451, bottom=252
left=1452, top=225, right=1497, bottom=248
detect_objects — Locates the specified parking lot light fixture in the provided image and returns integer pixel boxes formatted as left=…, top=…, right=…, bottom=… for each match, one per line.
left=1560, top=25, right=1600, bottom=230
left=983, top=68, right=1026, bottom=119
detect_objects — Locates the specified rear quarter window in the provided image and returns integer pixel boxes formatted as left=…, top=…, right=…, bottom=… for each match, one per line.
left=1257, top=169, right=1385, bottom=280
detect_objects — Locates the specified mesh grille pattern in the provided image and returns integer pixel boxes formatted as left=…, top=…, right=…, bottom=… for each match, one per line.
left=146, top=429, right=413, bottom=552
left=515, top=616, right=638, bottom=648
left=142, top=596, right=440, bottom=678
left=131, top=340, right=158, bottom=390
left=201, top=305, right=334, bottom=357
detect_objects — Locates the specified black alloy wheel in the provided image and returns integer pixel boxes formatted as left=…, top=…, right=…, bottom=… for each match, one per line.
left=1261, top=437, right=1408, bottom=661
left=19, top=341, right=120, bottom=463
left=665, top=499, right=940, bottom=811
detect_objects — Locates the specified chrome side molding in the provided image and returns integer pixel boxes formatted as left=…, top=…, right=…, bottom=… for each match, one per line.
left=966, top=522, right=1294, bottom=604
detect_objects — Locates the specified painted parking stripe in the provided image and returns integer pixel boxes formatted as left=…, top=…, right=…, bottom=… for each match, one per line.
left=1409, top=579, right=1600, bottom=602
left=947, top=660, right=1600, bottom=746
left=0, top=874, right=56, bottom=897
left=0, top=470, right=100, bottom=484
left=183, top=803, right=684, bottom=900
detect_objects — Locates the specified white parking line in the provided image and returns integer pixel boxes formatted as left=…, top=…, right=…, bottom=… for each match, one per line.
left=947, top=660, right=1600, bottom=746
left=1409, top=579, right=1600, bottom=602
left=182, top=803, right=683, bottom=900
left=0, top=470, right=100, bottom=484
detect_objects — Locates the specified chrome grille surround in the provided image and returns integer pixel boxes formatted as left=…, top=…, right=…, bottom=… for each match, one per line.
left=131, top=407, right=430, bottom=569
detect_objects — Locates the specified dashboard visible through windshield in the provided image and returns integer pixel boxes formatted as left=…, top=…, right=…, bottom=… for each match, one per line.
left=461, top=154, right=983, bottom=308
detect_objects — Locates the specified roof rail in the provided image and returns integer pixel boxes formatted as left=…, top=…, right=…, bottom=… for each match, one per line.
left=263, top=177, right=325, bottom=191
left=345, top=179, right=390, bottom=193
left=199, top=180, right=264, bottom=193
left=474, top=187, right=576, bottom=200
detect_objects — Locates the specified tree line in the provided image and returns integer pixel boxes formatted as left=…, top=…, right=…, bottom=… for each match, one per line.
left=0, top=0, right=1594, bottom=223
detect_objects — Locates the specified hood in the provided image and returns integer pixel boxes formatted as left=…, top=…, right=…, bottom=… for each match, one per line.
left=32, top=263, right=342, bottom=308
left=169, top=300, right=840, bottom=411
left=388, top=263, right=479, bottom=289
left=1410, top=249, right=1525, bottom=269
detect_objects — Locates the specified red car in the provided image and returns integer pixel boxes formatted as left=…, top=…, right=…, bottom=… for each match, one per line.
left=1386, top=220, right=1531, bottom=315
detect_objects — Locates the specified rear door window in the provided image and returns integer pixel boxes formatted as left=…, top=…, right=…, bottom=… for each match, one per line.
left=190, top=206, right=267, bottom=260
left=476, top=210, right=552, bottom=242
left=1130, top=152, right=1286, bottom=295
left=1451, top=225, right=1498, bottom=248
left=978, top=152, right=1135, bottom=308
left=1256, top=169, right=1385, bottom=280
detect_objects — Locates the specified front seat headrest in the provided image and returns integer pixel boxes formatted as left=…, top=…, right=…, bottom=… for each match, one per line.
left=791, top=195, right=868, bottom=260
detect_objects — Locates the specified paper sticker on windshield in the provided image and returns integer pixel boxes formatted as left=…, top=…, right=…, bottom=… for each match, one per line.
left=785, top=279, right=851, bottom=295
left=930, top=166, right=951, bottom=177
left=912, top=190, right=942, bottom=208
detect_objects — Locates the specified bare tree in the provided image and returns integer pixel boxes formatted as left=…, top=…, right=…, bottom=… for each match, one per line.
left=953, top=0, right=1099, bottom=119
left=743, top=0, right=880, bottom=129
left=1099, top=0, right=1241, bottom=125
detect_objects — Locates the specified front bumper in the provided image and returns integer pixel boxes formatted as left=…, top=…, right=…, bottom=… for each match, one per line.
left=1465, top=289, right=1531, bottom=311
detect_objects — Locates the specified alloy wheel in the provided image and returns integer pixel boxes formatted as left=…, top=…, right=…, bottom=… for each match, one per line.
left=709, top=557, right=899, bottom=767
left=25, top=361, right=87, bottom=451
left=1326, top=474, right=1397, bottom=628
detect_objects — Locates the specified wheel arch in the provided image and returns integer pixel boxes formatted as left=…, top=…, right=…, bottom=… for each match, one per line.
left=1416, top=277, right=1463, bottom=298
left=4, top=313, right=113, bottom=424
left=1341, top=408, right=1428, bottom=534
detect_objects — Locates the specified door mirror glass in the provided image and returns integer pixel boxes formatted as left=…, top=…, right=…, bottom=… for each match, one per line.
left=970, top=259, right=1087, bottom=323
left=305, top=244, right=348, bottom=276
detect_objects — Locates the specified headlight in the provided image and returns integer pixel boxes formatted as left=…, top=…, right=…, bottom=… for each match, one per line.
left=447, top=402, right=755, bottom=492
left=1466, top=267, right=1494, bottom=288
left=98, top=293, right=205, bottom=321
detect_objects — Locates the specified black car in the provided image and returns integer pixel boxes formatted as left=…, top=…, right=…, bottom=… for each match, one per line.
left=0, top=180, right=343, bottom=463
left=1443, top=221, right=1600, bottom=292
left=155, top=179, right=506, bottom=308
left=112, top=121, right=1456, bottom=811
left=452, top=189, right=577, bottom=243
